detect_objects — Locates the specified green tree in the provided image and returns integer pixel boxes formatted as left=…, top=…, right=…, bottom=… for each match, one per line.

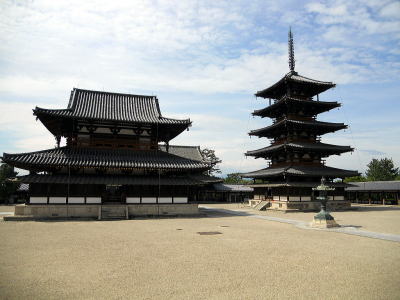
left=0, top=163, right=19, bottom=203
left=365, top=158, right=399, bottom=181
left=344, top=175, right=367, bottom=183
left=224, top=173, right=251, bottom=184
left=201, top=148, right=222, bottom=175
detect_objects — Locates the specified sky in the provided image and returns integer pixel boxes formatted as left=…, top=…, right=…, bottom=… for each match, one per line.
left=0, top=0, right=399, bottom=176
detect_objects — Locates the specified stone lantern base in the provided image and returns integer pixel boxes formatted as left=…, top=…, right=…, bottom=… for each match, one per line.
left=311, top=212, right=340, bottom=228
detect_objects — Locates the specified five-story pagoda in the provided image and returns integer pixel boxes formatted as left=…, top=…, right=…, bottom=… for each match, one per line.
left=242, top=30, right=359, bottom=211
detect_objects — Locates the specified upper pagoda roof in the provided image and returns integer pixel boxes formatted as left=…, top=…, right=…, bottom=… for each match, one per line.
left=2, top=145, right=210, bottom=172
left=255, top=71, right=335, bottom=100
left=34, top=88, right=190, bottom=125
left=241, top=165, right=359, bottom=179
left=246, top=142, right=353, bottom=158
left=252, top=96, right=340, bottom=118
left=249, top=119, right=347, bottom=138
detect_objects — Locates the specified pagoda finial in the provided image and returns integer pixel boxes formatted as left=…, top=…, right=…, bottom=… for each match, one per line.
left=288, top=27, right=295, bottom=72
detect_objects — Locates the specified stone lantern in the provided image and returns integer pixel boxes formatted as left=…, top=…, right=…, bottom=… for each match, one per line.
left=311, top=177, right=340, bottom=228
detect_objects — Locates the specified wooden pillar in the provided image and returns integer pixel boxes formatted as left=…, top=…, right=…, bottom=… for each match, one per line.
left=47, top=184, right=50, bottom=204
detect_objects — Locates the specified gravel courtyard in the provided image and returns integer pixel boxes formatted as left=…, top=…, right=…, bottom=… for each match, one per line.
left=0, top=204, right=399, bottom=299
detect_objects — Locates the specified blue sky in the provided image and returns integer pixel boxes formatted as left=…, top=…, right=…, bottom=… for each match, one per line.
left=0, top=0, right=399, bottom=176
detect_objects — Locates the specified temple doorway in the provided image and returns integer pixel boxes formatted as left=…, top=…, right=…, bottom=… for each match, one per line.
left=104, top=185, right=125, bottom=203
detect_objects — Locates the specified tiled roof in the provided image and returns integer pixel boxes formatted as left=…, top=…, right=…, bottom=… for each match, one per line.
left=213, top=183, right=253, bottom=192
left=345, top=181, right=400, bottom=191
left=17, top=174, right=217, bottom=186
left=246, top=142, right=353, bottom=157
left=159, top=145, right=204, bottom=162
left=241, top=165, right=359, bottom=179
left=34, top=88, right=190, bottom=125
left=249, top=119, right=347, bottom=137
left=249, top=181, right=350, bottom=188
left=290, top=74, right=334, bottom=85
left=252, top=97, right=340, bottom=118
left=255, top=71, right=335, bottom=99
left=2, top=146, right=210, bottom=171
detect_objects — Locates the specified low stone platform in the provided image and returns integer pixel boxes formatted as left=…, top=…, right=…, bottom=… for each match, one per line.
left=268, top=200, right=351, bottom=211
left=5, top=203, right=199, bottom=220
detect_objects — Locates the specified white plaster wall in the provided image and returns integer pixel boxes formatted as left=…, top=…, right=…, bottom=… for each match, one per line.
left=119, top=129, right=133, bottom=135
left=302, top=196, right=311, bottom=201
left=126, top=197, right=141, bottom=204
left=30, top=197, right=47, bottom=204
left=86, top=197, right=101, bottom=204
left=289, top=196, right=300, bottom=201
left=158, top=197, right=172, bottom=204
left=142, top=197, right=157, bottom=204
left=95, top=128, right=111, bottom=134
left=49, top=197, right=67, bottom=204
left=68, top=197, right=85, bottom=204
left=335, top=196, right=345, bottom=201
left=273, top=196, right=280, bottom=201
left=174, top=197, right=188, bottom=203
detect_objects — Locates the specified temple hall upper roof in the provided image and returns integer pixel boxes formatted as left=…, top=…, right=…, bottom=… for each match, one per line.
left=34, top=88, right=191, bottom=125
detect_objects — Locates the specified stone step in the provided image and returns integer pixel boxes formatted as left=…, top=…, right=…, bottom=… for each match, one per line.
left=254, top=200, right=270, bottom=211
left=100, top=206, right=127, bottom=220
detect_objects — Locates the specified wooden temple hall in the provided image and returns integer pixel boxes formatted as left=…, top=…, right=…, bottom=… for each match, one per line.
left=2, top=88, right=221, bottom=218
left=241, top=30, right=359, bottom=211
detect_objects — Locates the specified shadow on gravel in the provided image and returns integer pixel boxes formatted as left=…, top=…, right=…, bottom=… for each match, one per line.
left=352, top=206, right=400, bottom=212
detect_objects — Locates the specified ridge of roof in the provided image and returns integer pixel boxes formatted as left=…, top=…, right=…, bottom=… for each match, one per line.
left=33, top=88, right=191, bottom=125
left=71, top=87, right=157, bottom=99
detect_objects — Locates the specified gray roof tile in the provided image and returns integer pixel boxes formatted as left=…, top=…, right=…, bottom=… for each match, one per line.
left=249, top=119, right=347, bottom=137
left=345, top=181, right=400, bottom=191
left=255, top=71, right=335, bottom=99
left=34, top=88, right=190, bottom=125
left=246, top=142, right=353, bottom=157
left=17, top=174, right=216, bottom=186
left=252, top=96, right=340, bottom=118
left=3, top=146, right=210, bottom=171
left=241, top=165, right=359, bottom=178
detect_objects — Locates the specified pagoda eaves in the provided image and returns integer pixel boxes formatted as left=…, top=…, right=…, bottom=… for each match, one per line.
left=242, top=29, right=359, bottom=211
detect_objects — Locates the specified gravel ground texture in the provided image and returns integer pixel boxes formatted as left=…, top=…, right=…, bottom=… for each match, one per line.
left=205, top=203, right=400, bottom=235
left=0, top=204, right=399, bottom=300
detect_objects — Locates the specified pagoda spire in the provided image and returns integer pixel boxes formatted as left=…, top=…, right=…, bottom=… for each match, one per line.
left=288, top=27, right=295, bottom=72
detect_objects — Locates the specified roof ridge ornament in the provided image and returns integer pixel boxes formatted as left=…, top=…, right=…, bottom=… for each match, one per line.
left=288, top=27, right=295, bottom=72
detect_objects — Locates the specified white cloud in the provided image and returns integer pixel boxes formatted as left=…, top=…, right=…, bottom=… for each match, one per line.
left=0, top=102, right=55, bottom=155
left=0, top=0, right=399, bottom=176
left=380, top=1, right=400, bottom=19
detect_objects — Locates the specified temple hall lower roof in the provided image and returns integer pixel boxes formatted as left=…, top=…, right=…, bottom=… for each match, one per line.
left=16, top=174, right=221, bottom=186
left=2, top=146, right=210, bottom=171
